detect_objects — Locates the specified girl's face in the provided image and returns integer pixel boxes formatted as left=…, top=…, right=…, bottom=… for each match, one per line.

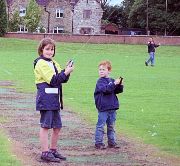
left=98, top=65, right=110, bottom=78
left=42, top=44, right=55, bottom=59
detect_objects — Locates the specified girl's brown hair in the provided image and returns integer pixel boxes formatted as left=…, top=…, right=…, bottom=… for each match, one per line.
left=98, top=60, right=112, bottom=71
left=38, top=38, right=56, bottom=56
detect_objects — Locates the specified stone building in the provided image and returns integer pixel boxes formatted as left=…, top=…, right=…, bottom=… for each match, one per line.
left=6, top=0, right=103, bottom=34
left=37, top=0, right=72, bottom=33
left=72, top=0, right=103, bottom=34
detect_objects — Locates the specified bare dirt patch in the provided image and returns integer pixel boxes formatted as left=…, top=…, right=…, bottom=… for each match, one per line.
left=0, top=81, right=179, bottom=166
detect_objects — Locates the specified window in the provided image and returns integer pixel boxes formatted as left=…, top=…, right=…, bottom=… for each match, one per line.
left=53, top=27, right=64, bottom=33
left=19, top=7, right=26, bottom=17
left=18, top=25, right=28, bottom=32
left=83, top=10, right=92, bottom=19
left=80, top=28, right=92, bottom=34
left=56, top=9, right=64, bottom=18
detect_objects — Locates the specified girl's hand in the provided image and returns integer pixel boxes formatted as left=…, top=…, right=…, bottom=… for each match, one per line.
left=66, top=60, right=73, bottom=67
left=64, top=61, right=74, bottom=75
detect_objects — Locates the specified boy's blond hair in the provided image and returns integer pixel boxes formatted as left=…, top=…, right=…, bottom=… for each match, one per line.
left=38, top=38, right=56, bottom=56
left=98, top=60, right=112, bottom=71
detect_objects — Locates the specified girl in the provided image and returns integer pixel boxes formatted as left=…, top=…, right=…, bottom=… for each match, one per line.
left=34, top=38, right=74, bottom=162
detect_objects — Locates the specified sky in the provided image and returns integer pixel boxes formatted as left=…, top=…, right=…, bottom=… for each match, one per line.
left=109, top=0, right=123, bottom=5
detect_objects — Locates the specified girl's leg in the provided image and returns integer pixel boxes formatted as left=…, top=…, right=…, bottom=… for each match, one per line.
left=50, top=128, right=66, bottom=160
left=40, top=127, right=49, bottom=151
left=39, top=111, right=61, bottom=162
left=50, top=128, right=61, bottom=149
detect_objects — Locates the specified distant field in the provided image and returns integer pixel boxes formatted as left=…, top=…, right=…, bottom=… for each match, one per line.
left=0, top=37, right=180, bottom=156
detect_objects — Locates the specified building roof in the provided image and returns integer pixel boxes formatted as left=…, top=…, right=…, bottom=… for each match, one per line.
left=6, top=0, right=13, bottom=5
left=70, top=0, right=100, bottom=6
left=101, top=23, right=119, bottom=31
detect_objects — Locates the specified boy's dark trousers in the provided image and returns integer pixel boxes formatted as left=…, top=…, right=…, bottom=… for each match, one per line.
left=95, top=110, right=116, bottom=145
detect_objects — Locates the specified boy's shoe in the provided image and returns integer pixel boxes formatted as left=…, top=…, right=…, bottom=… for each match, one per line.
left=41, top=151, right=61, bottom=163
left=51, top=150, right=66, bottom=161
left=95, top=143, right=106, bottom=150
left=108, top=143, right=120, bottom=149
left=145, top=61, right=148, bottom=66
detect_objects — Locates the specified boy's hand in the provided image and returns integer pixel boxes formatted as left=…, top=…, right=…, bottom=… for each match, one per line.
left=114, top=77, right=123, bottom=85
left=114, top=78, right=121, bottom=85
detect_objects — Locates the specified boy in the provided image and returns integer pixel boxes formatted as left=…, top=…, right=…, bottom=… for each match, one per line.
left=94, top=60, right=124, bottom=149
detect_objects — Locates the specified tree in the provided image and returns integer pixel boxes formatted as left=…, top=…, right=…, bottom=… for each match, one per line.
left=0, top=0, right=8, bottom=36
left=165, top=0, right=180, bottom=35
left=121, top=0, right=135, bottom=27
left=128, top=0, right=147, bottom=28
left=100, top=0, right=109, bottom=10
left=127, top=0, right=180, bottom=35
left=102, top=4, right=124, bottom=27
left=102, top=0, right=136, bottom=28
left=24, top=0, right=41, bottom=32
left=8, top=11, right=22, bottom=32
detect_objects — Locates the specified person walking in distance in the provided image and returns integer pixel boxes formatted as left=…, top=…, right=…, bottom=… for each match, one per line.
left=145, top=37, right=160, bottom=66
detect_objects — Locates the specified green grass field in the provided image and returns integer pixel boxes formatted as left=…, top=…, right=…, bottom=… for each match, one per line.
left=0, top=38, right=180, bottom=158
left=0, top=130, right=21, bottom=166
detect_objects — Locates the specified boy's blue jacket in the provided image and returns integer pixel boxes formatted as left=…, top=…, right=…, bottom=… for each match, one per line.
left=34, top=56, right=69, bottom=111
left=94, top=77, right=123, bottom=112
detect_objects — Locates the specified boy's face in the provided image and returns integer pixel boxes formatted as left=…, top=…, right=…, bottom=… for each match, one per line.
left=98, top=65, right=110, bottom=78
left=42, top=44, right=55, bottom=59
